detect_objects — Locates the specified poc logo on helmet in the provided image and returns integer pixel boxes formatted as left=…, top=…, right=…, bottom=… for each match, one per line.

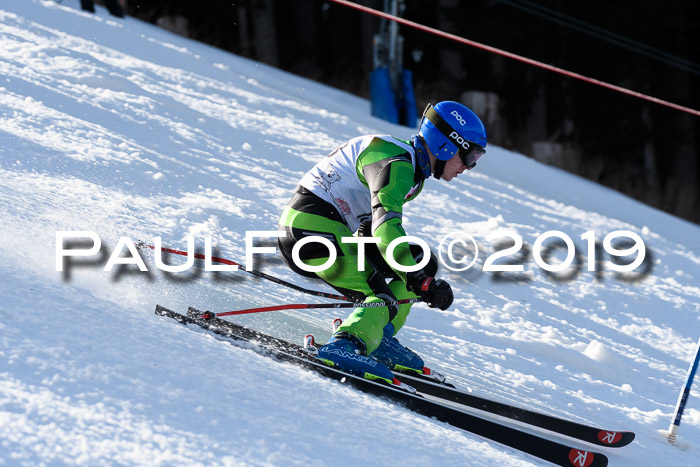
left=449, top=131, right=471, bottom=150
left=451, top=110, right=467, bottom=126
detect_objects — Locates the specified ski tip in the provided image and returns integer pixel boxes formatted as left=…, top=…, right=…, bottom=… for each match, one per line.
left=568, top=448, right=608, bottom=467
left=596, top=430, right=635, bottom=447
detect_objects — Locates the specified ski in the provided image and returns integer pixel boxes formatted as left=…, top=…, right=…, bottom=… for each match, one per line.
left=393, top=371, right=635, bottom=448
left=190, top=306, right=632, bottom=448
left=311, top=317, right=631, bottom=447
left=155, top=305, right=611, bottom=467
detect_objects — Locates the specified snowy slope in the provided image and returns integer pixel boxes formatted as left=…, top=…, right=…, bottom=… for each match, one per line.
left=1, top=1, right=699, bottom=465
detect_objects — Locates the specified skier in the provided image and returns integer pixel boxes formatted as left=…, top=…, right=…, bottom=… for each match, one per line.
left=278, top=101, right=487, bottom=385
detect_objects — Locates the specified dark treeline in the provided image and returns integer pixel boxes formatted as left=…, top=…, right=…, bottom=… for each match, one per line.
left=127, top=0, right=700, bottom=224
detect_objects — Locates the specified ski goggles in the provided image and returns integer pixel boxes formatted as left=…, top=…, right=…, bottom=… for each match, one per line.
left=459, top=141, right=486, bottom=169
left=422, top=103, right=486, bottom=169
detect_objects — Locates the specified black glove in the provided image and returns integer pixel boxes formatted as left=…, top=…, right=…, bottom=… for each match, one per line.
left=406, top=270, right=454, bottom=310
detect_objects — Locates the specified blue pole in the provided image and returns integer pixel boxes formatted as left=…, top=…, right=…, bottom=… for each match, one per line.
left=668, top=337, right=700, bottom=443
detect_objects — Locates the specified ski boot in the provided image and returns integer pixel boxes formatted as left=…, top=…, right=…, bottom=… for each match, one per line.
left=314, top=333, right=415, bottom=393
left=370, top=322, right=446, bottom=384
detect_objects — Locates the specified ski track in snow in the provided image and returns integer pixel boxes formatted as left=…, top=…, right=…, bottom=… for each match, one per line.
left=1, top=1, right=699, bottom=466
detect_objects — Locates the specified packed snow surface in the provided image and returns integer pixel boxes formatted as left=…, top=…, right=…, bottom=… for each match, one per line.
left=1, top=1, right=699, bottom=465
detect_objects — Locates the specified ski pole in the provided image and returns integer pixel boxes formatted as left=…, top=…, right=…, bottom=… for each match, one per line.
left=138, top=242, right=354, bottom=302
left=201, top=298, right=425, bottom=318
left=667, top=336, right=700, bottom=444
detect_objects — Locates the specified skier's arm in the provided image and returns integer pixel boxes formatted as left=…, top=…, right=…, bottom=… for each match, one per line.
left=358, top=145, right=454, bottom=310
left=359, top=155, right=417, bottom=282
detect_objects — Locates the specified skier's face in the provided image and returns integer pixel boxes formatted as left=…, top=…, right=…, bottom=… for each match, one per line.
left=440, top=152, right=472, bottom=181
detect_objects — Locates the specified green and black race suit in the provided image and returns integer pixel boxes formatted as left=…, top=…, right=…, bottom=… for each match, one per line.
left=298, top=135, right=424, bottom=279
left=278, top=135, right=428, bottom=353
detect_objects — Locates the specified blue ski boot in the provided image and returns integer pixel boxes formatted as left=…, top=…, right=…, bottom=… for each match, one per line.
left=370, top=322, right=446, bottom=383
left=317, top=334, right=414, bottom=392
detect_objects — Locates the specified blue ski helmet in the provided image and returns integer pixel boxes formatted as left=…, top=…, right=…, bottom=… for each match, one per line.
left=419, top=101, right=487, bottom=169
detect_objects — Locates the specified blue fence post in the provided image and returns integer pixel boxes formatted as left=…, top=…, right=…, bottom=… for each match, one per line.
left=370, top=67, right=399, bottom=124
left=369, top=0, right=417, bottom=128
left=370, top=67, right=417, bottom=127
